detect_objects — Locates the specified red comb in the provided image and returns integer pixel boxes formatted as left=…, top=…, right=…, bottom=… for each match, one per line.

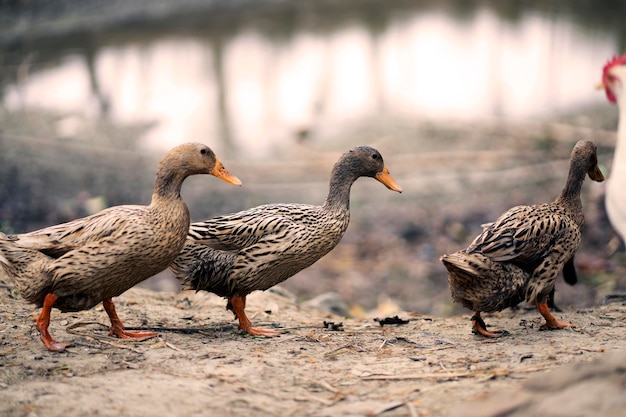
left=603, top=54, right=626, bottom=74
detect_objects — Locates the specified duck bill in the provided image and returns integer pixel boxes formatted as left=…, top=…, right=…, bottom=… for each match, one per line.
left=212, top=158, right=242, bottom=186
left=588, top=165, right=605, bottom=182
left=375, top=166, right=403, bottom=193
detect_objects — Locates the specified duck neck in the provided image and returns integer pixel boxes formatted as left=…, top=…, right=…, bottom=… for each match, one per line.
left=152, top=166, right=187, bottom=203
left=554, top=158, right=585, bottom=223
left=323, top=165, right=358, bottom=212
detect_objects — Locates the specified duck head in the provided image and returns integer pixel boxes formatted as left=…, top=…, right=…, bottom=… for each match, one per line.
left=161, top=143, right=242, bottom=186
left=572, top=140, right=605, bottom=183
left=342, top=146, right=402, bottom=193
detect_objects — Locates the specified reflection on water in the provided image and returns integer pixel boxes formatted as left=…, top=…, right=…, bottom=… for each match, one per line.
left=2, top=4, right=620, bottom=158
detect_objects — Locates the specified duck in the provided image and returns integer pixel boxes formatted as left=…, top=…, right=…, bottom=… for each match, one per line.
left=171, top=146, right=403, bottom=336
left=0, top=143, right=241, bottom=351
left=441, top=140, right=604, bottom=337
left=598, top=54, right=626, bottom=242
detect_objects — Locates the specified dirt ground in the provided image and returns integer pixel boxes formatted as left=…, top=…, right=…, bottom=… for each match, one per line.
left=1, top=281, right=624, bottom=417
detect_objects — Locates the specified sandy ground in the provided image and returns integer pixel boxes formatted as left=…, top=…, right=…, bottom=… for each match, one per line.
left=1, top=282, right=624, bottom=417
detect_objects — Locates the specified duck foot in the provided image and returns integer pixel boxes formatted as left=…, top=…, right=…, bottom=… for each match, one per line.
left=471, top=312, right=509, bottom=338
left=102, top=298, right=158, bottom=341
left=538, top=303, right=575, bottom=330
left=35, top=293, right=72, bottom=352
left=228, top=295, right=281, bottom=337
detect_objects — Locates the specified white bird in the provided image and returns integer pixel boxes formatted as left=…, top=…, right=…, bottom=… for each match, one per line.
left=599, top=54, right=626, bottom=241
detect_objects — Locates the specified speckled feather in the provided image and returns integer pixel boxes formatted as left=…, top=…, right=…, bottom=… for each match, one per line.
left=442, top=140, right=604, bottom=311
left=175, top=203, right=350, bottom=297
left=442, top=251, right=529, bottom=312
left=171, top=146, right=401, bottom=300
left=0, top=143, right=230, bottom=312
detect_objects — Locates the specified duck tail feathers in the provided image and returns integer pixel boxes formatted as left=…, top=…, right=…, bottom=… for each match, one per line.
left=171, top=242, right=230, bottom=292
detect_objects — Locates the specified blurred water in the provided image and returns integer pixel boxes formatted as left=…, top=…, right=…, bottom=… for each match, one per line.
left=1, top=3, right=620, bottom=159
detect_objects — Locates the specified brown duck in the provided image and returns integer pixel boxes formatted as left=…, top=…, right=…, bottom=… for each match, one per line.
left=0, top=143, right=241, bottom=351
left=171, top=146, right=402, bottom=336
left=440, top=140, right=604, bottom=337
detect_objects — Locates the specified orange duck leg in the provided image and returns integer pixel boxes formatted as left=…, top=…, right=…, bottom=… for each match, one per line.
left=102, top=298, right=158, bottom=340
left=229, top=295, right=281, bottom=337
left=471, top=312, right=509, bottom=338
left=35, top=293, right=72, bottom=352
left=538, top=303, right=575, bottom=330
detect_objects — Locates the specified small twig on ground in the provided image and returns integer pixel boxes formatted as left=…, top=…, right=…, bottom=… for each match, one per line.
left=361, top=363, right=558, bottom=381
left=361, top=371, right=477, bottom=381
left=164, top=341, right=185, bottom=353
left=422, top=344, right=456, bottom=353
left=324, top=344, right=366, bottom=358
left=295, top=393, right=335, bottom=406
left=66, top=320, right=109, bottom=334
left=84, top=337, right=145, bottom=353
left=405, top=401, right=419, bottom=417
left=312, top=379, right=339, bottom=394
left=373, top=401, right=405, bottom=415
left=65, top=320, right=157, bottom=351
left=124, top=325, right=234, bottom=334
left=578, top=347, right=605, bottom=353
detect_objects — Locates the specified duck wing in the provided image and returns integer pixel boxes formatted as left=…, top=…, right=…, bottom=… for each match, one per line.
left=178, top=203, right=344, bottom=294
left=466, top=204, right=578, bottom=272
left=12, top=206, right=145, bottom=258
left=188, top=203, right=314, bottom=251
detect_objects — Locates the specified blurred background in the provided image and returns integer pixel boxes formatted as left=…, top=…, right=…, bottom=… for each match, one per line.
left=1, top=0, right=625, bottom=316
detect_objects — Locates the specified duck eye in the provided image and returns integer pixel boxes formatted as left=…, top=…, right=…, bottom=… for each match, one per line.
left=371, top=153, right=380, bottom=160
left=200, top=149, right=207, bottom=155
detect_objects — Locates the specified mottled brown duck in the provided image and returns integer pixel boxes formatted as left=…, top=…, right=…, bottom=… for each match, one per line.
left=440, top=140, right=604, bottom=337
left=171, top=146, right=402, bottom=336
left=0, top=143, right=241, bottom=351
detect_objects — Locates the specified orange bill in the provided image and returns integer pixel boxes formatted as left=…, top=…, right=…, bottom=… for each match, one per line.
left=375, top=166, right=402, bottom=193
left=212, top=158, right=242, bottom=186
left=588, top=165, right=605, bottom=182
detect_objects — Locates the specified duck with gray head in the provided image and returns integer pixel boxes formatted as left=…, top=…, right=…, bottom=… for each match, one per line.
left=441, top=140, right=604, bottom=337
left=0, top=143, right=241, bottom=352
left=171, top=145, right=402, bottom=337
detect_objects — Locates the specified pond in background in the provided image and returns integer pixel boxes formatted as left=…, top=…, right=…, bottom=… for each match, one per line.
left=1, top=2, right=622, bottom=159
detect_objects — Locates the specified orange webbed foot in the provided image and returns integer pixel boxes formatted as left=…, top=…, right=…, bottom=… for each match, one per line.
left=538, top=303, right=575, bottom=331
left=540, top=320, right=575, bottom=330
left=103, top=298, right=158, bottom=341
left=241, top=326, right=282, bottom=337
left=539, top=321, right=576, bottom=330
left=471, top=313, right=509, bottom=338
left=229, top=295, right=282, bottom=338
left=41, top=336, right=72, bottom=352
